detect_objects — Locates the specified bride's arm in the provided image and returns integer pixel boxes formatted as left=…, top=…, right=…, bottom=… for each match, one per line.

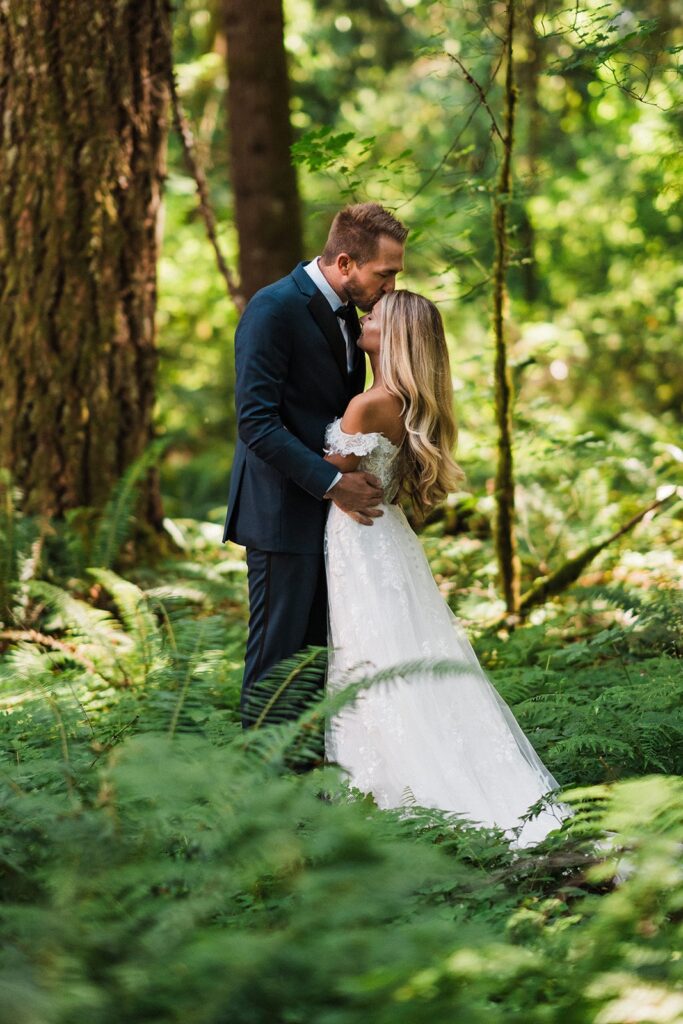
left=324, top=391, right=403, bottom=476
left=323, top=394, right=377, bottom=473
left=323, top=450, right=361, bottom=472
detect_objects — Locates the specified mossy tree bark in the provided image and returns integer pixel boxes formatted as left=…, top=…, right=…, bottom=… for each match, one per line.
left=222, top=0, right=303, bottom=301
left=492, top=0, right=522, bottom=618
left=0, top=0, right=169, bottom=523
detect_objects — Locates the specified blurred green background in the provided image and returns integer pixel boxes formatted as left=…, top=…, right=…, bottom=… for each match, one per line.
left=159, top=0, right=682, bottom=606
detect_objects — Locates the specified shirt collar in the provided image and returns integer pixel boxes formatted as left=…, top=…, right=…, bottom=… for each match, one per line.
left=303, top=257, right=345, bottom=312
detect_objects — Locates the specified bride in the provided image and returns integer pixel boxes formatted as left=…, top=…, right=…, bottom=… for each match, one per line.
left=322, top=289, right=570, bottom=849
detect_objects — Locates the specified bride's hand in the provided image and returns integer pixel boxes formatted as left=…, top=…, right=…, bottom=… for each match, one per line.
left=327, top=471, right=384, bottom=526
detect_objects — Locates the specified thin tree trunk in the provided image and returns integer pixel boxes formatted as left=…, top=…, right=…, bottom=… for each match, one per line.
left=518, top=0, right=542, bottom=303
left=492, top=0, right=521, bottom=618
left=0, top=0, right=169, bottom=523
left=222, top=0, right=303, bottom=301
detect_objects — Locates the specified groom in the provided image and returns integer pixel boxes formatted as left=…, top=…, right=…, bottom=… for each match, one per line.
left=223, top=202, right=407, bottom=727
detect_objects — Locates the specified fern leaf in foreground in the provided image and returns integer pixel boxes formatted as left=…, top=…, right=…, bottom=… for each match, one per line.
left=91, top=439, right=168, bottom=569
left=242, top=645, right=328, bottom=729
left=240, top=650, right=494, bottom=774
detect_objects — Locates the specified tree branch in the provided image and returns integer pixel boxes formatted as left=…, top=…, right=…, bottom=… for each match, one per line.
left=488, top=492, right=676, bottom=627
left=166, top=66, right=245, bottom=313
left=448, top=54, right=505, bottom=143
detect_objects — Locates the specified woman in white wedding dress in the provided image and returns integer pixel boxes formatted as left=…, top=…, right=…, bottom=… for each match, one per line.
left=323, top=290, right=570, bottom=849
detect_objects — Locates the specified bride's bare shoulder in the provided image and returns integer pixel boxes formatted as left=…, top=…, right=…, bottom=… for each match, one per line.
left=340, top=388, right=404, bottom=444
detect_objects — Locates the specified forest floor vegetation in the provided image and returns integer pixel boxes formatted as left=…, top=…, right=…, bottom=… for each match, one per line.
left=0, top=484, right=681, bottom=1023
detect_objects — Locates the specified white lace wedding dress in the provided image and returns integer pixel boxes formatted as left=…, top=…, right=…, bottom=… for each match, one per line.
left=323, top=418, right=570, bottom=849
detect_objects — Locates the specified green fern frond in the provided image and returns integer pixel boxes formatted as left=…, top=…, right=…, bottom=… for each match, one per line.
left=88, top=569, right=158, bottom=645
left=144, top=584, right=210, bottom=607
left=242, top=646, right=328, bottom=730
left=22, top=580, right=126, bottom=683
left=553, top=733, right=634, bottom=758
left=0, top=642, right=57, bottom=702
left=240, top=651, right=489, bottom=772
left=91, top=438, right=168, bottom=569
left=570, top=583, right=647, bottom=614
left=0, top=472, right=23, bottom=608
left=86, top=568, right=167, bottom=687
left=28, top=580, right=117, bottom=639
left=156, top=559, right=247, bottom=602
left=0, top=472, right=42, bottom=625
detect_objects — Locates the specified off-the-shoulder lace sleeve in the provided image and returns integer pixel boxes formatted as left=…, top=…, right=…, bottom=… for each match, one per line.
left=324, top=417, right=382, bottom=457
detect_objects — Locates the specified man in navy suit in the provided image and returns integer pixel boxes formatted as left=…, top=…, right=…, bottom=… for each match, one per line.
left=223, top=202, right=407, bottom=726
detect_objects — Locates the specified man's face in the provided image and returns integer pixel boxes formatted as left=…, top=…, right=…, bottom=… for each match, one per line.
left=341, top=235, right=405, bottom=311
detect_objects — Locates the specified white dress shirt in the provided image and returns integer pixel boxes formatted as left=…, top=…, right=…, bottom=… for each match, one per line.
left=303, top=257, right=355, bottom=372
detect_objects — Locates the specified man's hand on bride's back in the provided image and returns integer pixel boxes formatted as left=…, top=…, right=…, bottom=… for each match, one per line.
left=327, top=472, right=384, bottom=526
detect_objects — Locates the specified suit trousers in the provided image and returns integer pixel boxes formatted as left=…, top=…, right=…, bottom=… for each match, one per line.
left=241, top=548, right=328, bottom=728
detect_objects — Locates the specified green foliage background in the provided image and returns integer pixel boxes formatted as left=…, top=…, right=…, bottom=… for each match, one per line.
left=2, top=1, right=682, bottom=1021
left=160, top=0, right=682, bottom=601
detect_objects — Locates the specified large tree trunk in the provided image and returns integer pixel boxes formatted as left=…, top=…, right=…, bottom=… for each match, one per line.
left=223, top=0, right=303, bottom=301
left=0, top=0, right=169, bottom=523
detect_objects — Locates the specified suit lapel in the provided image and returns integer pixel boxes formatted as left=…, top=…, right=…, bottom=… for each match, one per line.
left=307, top=289, right=348, bottom=382
left=292, top=261, right=365, bottom=389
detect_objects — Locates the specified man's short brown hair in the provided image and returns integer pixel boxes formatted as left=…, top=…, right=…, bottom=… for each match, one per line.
left=321, top=202, right=408, bottom=266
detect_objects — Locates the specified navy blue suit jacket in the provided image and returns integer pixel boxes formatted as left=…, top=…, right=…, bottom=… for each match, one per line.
left=223, top=262, right=366, bottom=553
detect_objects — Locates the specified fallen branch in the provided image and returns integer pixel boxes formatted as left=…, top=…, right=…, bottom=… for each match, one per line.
left=0, top=628, right=99, bottom=675
left=489, top=492, right=676, bottom=626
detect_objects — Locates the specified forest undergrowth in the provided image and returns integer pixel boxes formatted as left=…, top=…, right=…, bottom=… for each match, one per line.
left=0, top=473, right=681, bottom=1024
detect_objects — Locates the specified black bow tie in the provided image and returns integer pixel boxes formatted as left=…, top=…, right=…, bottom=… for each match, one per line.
left=335, top=302, right=357, bottom=323
left=336, top=302, right=361, bottom=339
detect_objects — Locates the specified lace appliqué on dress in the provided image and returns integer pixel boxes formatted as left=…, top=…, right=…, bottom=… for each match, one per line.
left=324, top=417, right=383, bottom=458
left=324, top=418, right=403, bottom=502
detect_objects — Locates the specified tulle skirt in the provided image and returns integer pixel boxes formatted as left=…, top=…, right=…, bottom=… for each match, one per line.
left=324, top=502, right=570, bottom=849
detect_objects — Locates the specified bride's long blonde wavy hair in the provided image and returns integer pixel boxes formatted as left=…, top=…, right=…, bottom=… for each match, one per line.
left=378, top=290, right=465, bottom=518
